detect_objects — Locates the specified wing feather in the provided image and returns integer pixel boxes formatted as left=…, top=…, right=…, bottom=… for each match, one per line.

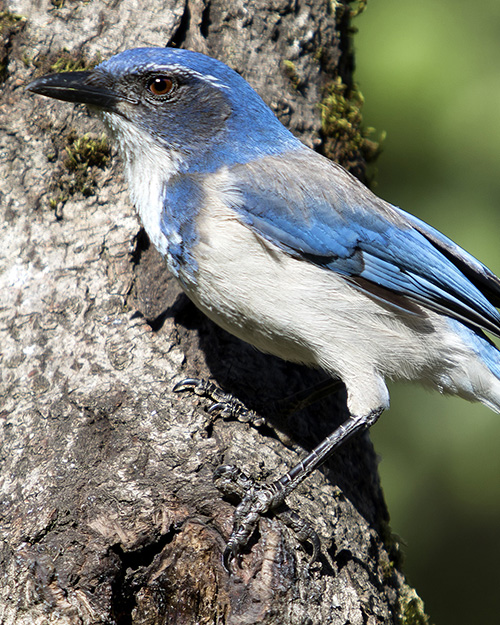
left=224, top=149, right=500, bottom=336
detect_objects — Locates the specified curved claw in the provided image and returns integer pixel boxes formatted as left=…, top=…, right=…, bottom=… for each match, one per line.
left=223, top=544, right=237, bottom=573
left=279, top=509, right=321, bottom=564
left=207, top=401, right=233, bottom=417
left=213, top=464, right=238, bottom=481
left=173, top=377, right=203, bottom=393
left=213, top=465, right=254, bottom=499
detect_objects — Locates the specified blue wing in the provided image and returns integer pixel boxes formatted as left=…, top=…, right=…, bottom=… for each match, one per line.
left=226, top=149, right=500, bottom=336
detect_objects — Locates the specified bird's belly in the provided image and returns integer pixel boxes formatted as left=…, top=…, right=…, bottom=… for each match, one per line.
left=178, top=219, right=322, bottom=365
left=181, top=258, right=316, bottom=365
left=182, top=204, right=385, bottom=371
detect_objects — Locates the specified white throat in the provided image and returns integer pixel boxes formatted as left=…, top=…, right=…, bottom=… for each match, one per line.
left=102, top=111, right=185, bottom=256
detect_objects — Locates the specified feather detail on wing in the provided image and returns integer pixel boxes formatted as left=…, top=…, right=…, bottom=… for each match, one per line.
left=223, top=148, right=500, bottom=337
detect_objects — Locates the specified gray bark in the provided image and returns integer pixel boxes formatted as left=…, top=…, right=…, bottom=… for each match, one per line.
left=0, top=0, right=426, bottom=623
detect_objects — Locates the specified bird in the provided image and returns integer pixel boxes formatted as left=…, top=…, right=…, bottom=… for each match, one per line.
left=27, top=47, right=500, bottom=568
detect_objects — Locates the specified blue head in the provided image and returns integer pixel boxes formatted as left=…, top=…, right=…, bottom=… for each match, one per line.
left=28, top=47, right=301, bottom=173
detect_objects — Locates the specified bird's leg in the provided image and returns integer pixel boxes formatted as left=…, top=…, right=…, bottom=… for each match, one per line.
left=217, top=406, right=383, bottom=571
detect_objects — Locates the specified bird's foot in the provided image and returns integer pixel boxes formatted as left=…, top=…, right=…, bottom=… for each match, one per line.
left=214, top=465, right=320, bottom=571
left=174, top=379, right=321, bottom=569
left=173, top=377, right=266, bottom=427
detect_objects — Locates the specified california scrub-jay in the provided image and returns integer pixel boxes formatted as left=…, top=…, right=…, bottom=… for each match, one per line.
left=27, top=47, right=500, bottom=567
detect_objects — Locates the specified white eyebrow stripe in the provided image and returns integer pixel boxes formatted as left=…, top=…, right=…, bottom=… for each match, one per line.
left=199, top=73, right=230, bottom=89
left=138, top=63, right=231, bottom=89
left=172, top=67, right=230, bottom=89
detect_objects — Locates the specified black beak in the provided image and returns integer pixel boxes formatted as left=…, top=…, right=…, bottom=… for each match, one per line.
left=26, top=70, right=120, bottom=110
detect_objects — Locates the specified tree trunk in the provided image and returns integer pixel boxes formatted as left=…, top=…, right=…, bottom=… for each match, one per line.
left=0, top=0, right=428, bottom=623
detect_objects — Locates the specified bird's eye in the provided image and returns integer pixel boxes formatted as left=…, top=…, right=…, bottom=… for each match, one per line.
left=148, top=76, right=174, bottom=97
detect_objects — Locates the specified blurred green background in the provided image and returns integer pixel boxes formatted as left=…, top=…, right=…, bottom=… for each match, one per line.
left=354, top=1, right=500, bottom=623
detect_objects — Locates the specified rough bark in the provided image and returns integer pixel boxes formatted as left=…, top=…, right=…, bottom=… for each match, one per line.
left=0, top=1, right=427, bottom=623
